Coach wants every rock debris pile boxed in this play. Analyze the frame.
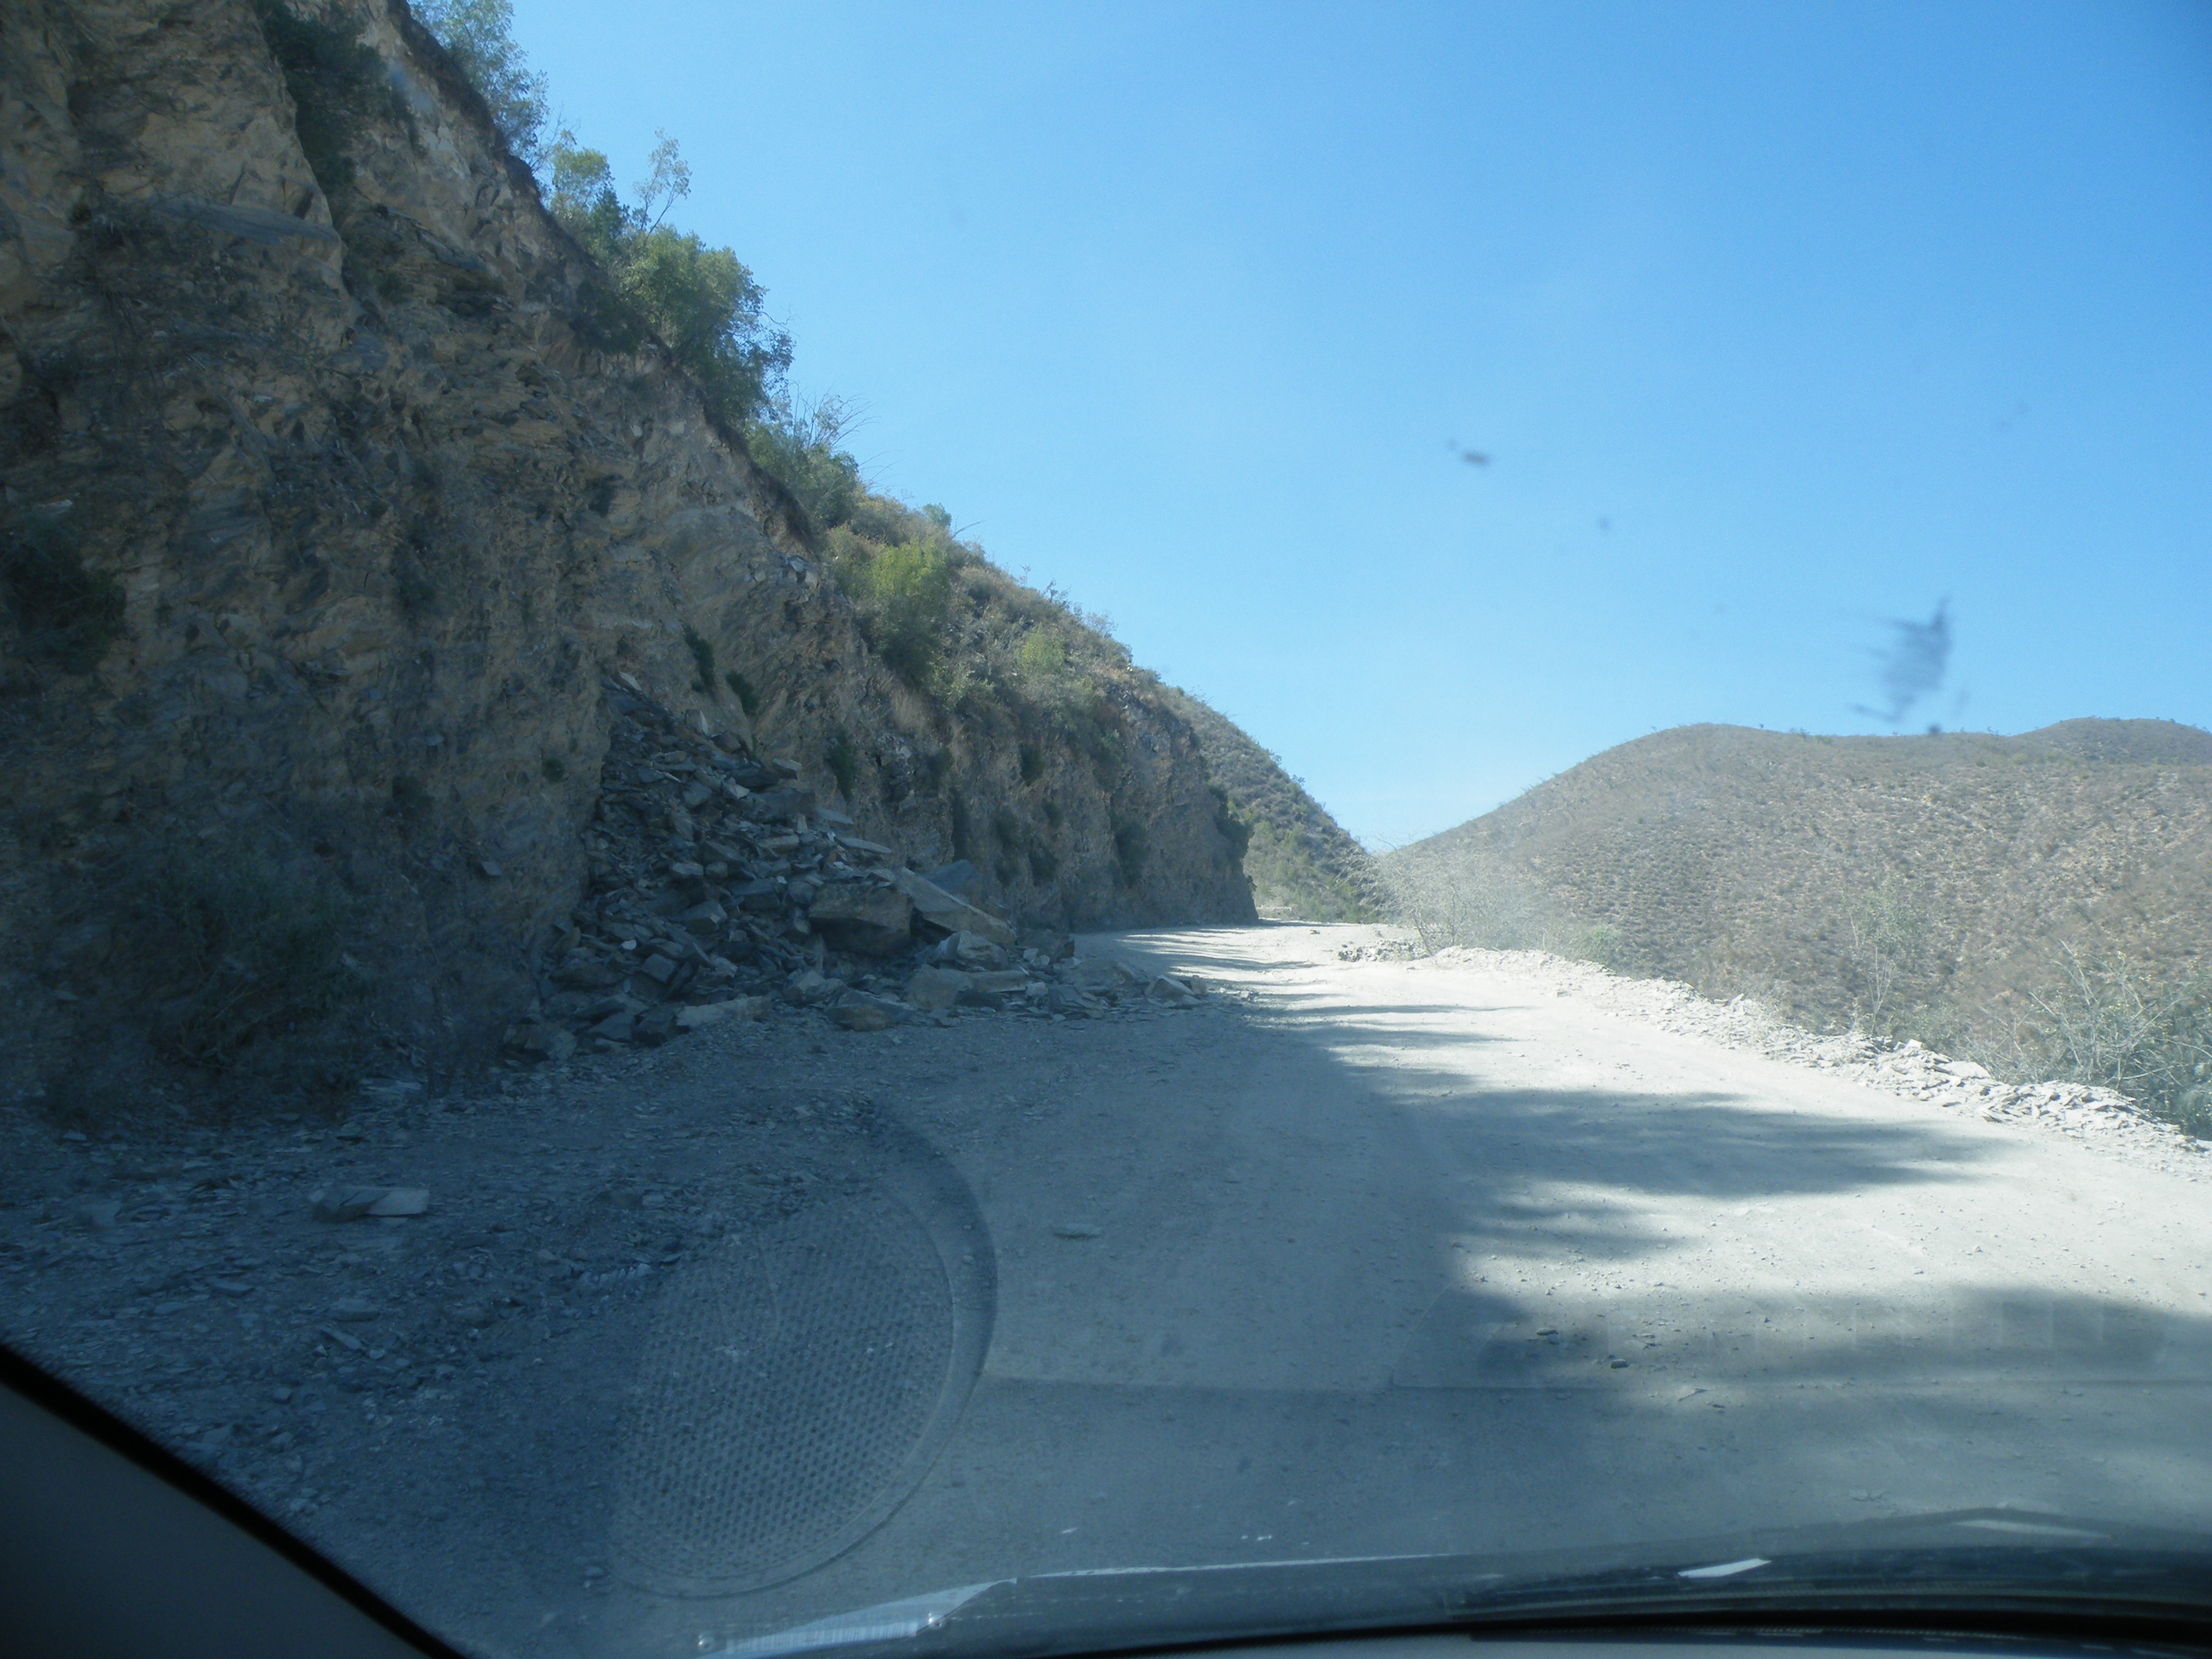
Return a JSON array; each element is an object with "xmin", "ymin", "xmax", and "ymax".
[
  {"xmin": 503, "ymin": 681, "xmax": 1213, "ymax": 1062},
  {"xmin": 1335, "ymin": 938, "xmax": 1416, "ymax": 962}
]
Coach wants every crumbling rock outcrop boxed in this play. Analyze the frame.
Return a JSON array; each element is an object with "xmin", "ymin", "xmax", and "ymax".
[
  {"xmin": 503, "ymin": 678, "xmax": 1217, "ymax": 1061},
  {"xmin": 0, "ymin": 0, "xmax": 1252, "ymax": 1103}
]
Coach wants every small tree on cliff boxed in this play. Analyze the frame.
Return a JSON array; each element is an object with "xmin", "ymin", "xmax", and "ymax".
[
  {"xmin": 413, "ymin": 0, "xmax": 550, "ymax": 165},
  {"xmin": 417, "ymin": 3, "xmax": 856, "ymax": 515},
  {"xmin": 546, "ymin": 128, "xmax": 793, "ymax": 426}
]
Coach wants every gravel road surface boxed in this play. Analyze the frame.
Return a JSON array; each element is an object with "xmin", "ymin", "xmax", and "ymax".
[{"xmin": 5, "ymin": 923, "xmax": 2207, "ymax": 1658}]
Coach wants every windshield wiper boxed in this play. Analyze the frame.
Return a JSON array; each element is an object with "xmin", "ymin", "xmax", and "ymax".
[
  {"xmin": 727, "ymin": 1586, "xmax": 1004, "ymax": 1659},
  {"xmin": 714, "ymin": 1510, "xmax": 2212, "ymax": 1659}
]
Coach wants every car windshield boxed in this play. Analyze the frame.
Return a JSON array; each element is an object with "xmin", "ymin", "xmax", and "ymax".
[{"xmin": 3, "ymin": 1, "xmax": 2208, "ymax": 1655}]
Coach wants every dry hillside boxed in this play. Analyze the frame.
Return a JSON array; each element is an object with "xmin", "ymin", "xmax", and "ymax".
[
  {"xmin": 1161, "ymin": 689, "xmax": 1381, "ymax": 922},
  {"xmin": 1387, "ymin": 720, "xmax": 2212, "ymax": 1055}
]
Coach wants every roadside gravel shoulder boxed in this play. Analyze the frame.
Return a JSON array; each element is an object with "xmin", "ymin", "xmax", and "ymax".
[
  {"xmin": 1369, "ymin": 938, "xmax": 2211, "ymax": 1181},
  {"xmin": 0, "ymin": 947, "xmax": 1252, "ymax": 1651}
]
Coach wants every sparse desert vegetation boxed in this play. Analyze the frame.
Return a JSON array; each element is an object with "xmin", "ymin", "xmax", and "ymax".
[
  {"xmin": 1379, "ymin": 719, "xmax": 2212, "ymax": 1133},
  {"xmin": 1160, "ymin": 691, "xmax": 1382, "ymax": 922}
]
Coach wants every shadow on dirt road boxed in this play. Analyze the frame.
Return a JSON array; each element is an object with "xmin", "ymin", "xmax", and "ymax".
[{"xmin": 5, "ymin": 923, "xmax": 2207, "ymax": 1658}]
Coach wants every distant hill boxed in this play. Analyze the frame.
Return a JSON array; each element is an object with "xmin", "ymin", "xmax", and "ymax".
[
  {"xmin": 1384, "ymin": 719, "xmax": 2212, "ymax": 1062},
  {"xmin": 1165, "ymin": 691, "xmax": 1382, "ymax": 922}
]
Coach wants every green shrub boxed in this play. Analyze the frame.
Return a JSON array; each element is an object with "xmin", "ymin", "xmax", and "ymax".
[
  {"xmin": 628, "ymin": 231, "xmax": 766, "ymax": 383},
  {"xmin": 683, "ymin": 625, "xmax": 718, "ymax": 697},
  {"xmin": 252, "ymin": 0, "xmax": 406, "ymax": 196},
  {"xmin": 826, "ymin": 729, "xmax": 859, "ymax": 799},
  {"xmin": 850, "ymin": 540, "xmax": 951, "ymax": 682},
  {"xmin": 1245, "ymin": 820, "xmax": 1374, "ymax": 923},
  {"xmin": 930, "ymin": 657, "xmax": 982, "ymax": 715},
  {"xmin": 1081, "ymin": 718, "xmax": 1125, "ymax": 790},
  {"xmin": 1113, "ymin": 819, "xmax": 1148, "ymax": 887},
  {"xmin": 992, "ymin": 805, "xmax": 1022, "ymax": 848},
  {"xmin": 1210, "ymin": 784, "xmax": 1252, "ymax": 863},
  {"xmin": 547, "ymin": 129, "xmax": 789, "ymax": 426},
  {"xmin": 411, "ymin": 0, "xmax": 548, "ymax": 165},
  {"xmin": 1572, "ymin": 922, "xmax": 1625, "ymax": 968},
  {"xmin": 1, "ymin": 509, "xmax": 126, "ymax": 673},
  {"xmin": 136, "ymin": 848, "xmax": 367, "ymax": 1067},
  {"xmin": 1843, "ymin": 873, "xmax": 1935, "ymax": 1033},
  {"xmin": 1027, "ymin": 843, "xmax": 1059, "ymax": 883},
  {"xmin": 1977, "ymin": 948, "xmax": 2212, "ymax": 1135},
  {"xmin": 1018, "ymin": 741, "xmax": 1045, "ymax": 784},
  {"xmin": 723, "ymin": 669, "xmax": 760, "ymax": 717},
  {"xmin": 1018, "ymin": 627, "xmax": 1067, "ymax": 680},
  {"xmin": 540, "ymin": 754, "xmax": 566, "ymax": 783},
  {"xmin": 746, "ymin": 394, "xmax": 862, "ymax": 531}
]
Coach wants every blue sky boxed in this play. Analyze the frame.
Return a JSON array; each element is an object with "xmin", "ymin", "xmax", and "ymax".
[{"xmin": 508, "ymin": 0, "xmax": 2212, "ymax": 846}]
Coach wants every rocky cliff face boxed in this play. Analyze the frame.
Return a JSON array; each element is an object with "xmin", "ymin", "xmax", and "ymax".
[{"xmin": 0, "ymin": 0, "xmax": 1252, "ymax": 1105}]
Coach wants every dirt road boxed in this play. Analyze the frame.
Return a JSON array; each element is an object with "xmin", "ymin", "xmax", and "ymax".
[
  {"xmin": 6, "ymin": 923, "xmax": 2208, "ymax": 1658},
  {"xmin": 697, "ymin": 924, "xmax": 2212, "ymax": 1650}
]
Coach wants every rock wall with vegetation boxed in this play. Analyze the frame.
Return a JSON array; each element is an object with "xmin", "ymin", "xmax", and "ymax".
[
  {"xmin": 1159, "ymin": 689, "xmax": 1379, "ymax": 922},
  {"xmin": 0, "ymin": 0, "xmax": 1252, "ymax": 1110}
]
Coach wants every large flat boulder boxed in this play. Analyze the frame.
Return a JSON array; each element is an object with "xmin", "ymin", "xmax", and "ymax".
[
  {"xmin": 921, "ymin": 859, "xmax": 985, "ymax": 903},
  {"xmin": 956, "ymin": 968, "xmax": 1033, "ymax": 1010},
  {"xmin": 830, "ymin": 992, "xmax": 911, "ymax": 1031},
  {"xmin": 808, "ymin": 882, "xmax": 914, "ymax": 956},
  {"xmin": 894, "ymin": 870, "xmax": 1016, "ymax": 948},
  {"xmin": 746, "ymin": 786, "xmax": 818, "ymax": 822},
  {"xmin": 1061, "ymin": 956, "xmax": 1140, "ymax": 995},
  {"xmin": 905, "ymin": 967, "xmax": 970, "ymax": 1012},
  {"xmin": 924, "ymin": 930, "xmax": 1008, "ymax": 970}
]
